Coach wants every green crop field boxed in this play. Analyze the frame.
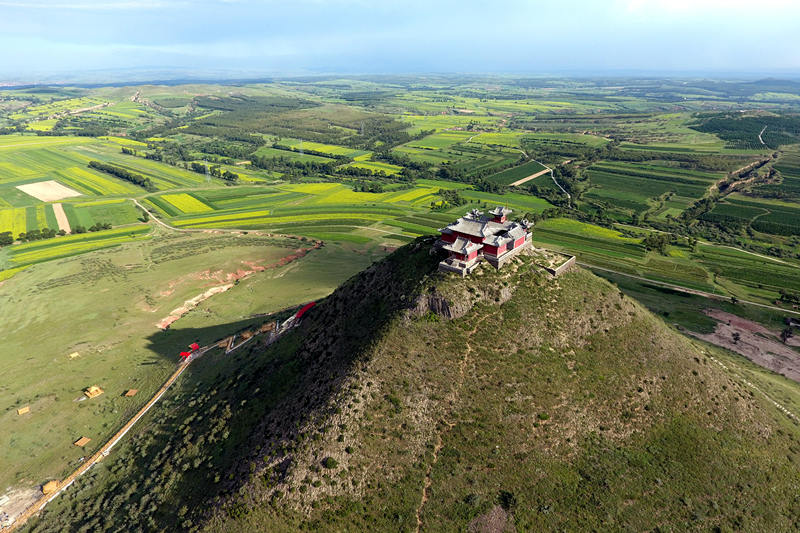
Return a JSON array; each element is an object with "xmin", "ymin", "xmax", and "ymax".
[
  {"xmin": 280, "ymin": 138, "xmax": 370, "ymax": 158},
  {"xmin": 62, "ymin": 199, "xmax": 143, "ymax": 229},
  {"xmin": 254, "ymin": 145, "xmax": 335, "ymax": 163},
  {"xmin": 485, "ymin": 160, "xmax": 548, "ymax": 185},
  {"xmin": 4, "ymin": 78, "xmax": 800, "ymax": 528},
  {"xmin": 5, "ymin": 225, "xmax": 151, "ymax": 267}
]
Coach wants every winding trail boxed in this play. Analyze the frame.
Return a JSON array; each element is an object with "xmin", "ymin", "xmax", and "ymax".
[
  {"xmin": 758, "ymin": 125, "xmax": 767, "ymax": 146},
  {"xmin": 7, "ymin": 319, "xmax": 291, "ymax": 532}
]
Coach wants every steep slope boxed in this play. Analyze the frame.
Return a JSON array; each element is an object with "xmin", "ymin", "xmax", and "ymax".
[
  {"xmin": 27, "ymin": 237, "xmax": 800, "ymax": 532},
  {"xmin": 204, "ymin": 238, "xmax": 800, "ymax": 532}
]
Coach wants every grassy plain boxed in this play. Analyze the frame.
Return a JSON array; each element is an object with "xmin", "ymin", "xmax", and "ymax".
[{"xmin": 0, "ymin": 230, "xmax": 384, "ymax": 494}]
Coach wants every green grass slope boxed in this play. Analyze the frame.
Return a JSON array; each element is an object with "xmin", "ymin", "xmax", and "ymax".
[{"xmin": 26, "ymin": 238, "xmax": 800, "ymax": 532}]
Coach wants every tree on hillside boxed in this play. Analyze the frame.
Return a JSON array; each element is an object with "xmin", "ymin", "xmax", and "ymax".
[{"xmin": 642, "ymin": 233, "xmax": 670, "ymax": 255}]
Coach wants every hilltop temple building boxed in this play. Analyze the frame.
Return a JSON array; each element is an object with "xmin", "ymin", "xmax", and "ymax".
[{"xmin": 435, "ymin": 206, "xmax": 532, "ymax": 276}]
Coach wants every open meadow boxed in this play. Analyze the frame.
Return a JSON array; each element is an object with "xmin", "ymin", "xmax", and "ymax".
[{"xmin": 0, "ymin": 228, "xmax": 386, "ymax": 493}]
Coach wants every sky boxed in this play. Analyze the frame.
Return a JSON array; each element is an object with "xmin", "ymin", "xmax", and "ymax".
[{"xmin": 1, "ymin": 0, "xmax": 799, "ymax": 81}]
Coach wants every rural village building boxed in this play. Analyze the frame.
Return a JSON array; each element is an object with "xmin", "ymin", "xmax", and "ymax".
[{"xmin": 435, "ymin": 206, "xmax": 532, "ymax": 275}]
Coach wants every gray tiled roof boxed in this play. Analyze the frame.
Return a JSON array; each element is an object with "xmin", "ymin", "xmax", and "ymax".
[
  {"xmin": 441, "ymin": 236, "xmax": 482, "ymax": 254},
  {"xmin": 489, "ymin": 206, "xmax": 512, "ymax": 217}
]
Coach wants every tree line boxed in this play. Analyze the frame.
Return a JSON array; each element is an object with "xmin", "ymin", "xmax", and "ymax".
[{"xmin": 88, "ymin": 160, "xmax": 156, "ymax": 191}]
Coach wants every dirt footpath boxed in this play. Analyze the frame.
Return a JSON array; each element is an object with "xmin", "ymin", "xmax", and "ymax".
[
  {"xmin": 689, "ymin": 309, "xmax": 800, "ymax": 382},
  {"xmin": 51, "ymin": 203, "xmax": 71, "ymax": 233},
  {"xmin": 510, "ymin": 168, "xmax": 549, "ymax": 187}
]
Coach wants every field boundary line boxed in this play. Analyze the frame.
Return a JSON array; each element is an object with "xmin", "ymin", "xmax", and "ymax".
[{"xmin": 579, "ymin": 262, "xmax": 800, "ymax": 317}]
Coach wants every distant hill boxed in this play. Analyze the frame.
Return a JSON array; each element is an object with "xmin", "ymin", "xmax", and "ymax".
[{"xmin": 29, "ymin": 237, "xmax": 800, "ymax": 532}]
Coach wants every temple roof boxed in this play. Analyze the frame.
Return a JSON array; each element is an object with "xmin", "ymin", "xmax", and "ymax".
[
  {"xmin": 441, "ymin": 236, "xmax": 482, "ymax": 255},
  {"xmin": 443, "ymin": 217, "xmax": 507, "ymax": 238},
  {"xmin": 489, "ymin": 206, "xmax": 512, "ymax": 217}
]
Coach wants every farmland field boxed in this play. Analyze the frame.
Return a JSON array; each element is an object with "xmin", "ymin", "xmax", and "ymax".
[
  {"xmin": 3, "ymin": 77, "xmax": 800, "ymax": 528},
  {"xmin": 485, "ymin": 160, "xmax": 548, "ymax": 185}
]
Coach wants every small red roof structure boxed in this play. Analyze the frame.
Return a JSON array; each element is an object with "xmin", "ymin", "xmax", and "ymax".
[
  {"xmin": 179, "ymin": 351, "xmax": 191, "ymax": 359},
  {"xmin": 189, "ymin": 342, "xmax": 200, "ymax": 351},
  {"xmin": 295, "ymin": 302, "xmax": 316, "ymax": 320}
]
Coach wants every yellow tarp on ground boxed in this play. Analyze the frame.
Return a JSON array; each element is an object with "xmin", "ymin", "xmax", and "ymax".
[{"xmin": 84, "ymin": 385, "xmax": 104, "ymax": 399}]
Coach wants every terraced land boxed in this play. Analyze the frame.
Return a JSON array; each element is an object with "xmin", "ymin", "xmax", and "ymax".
[{"xmin": 584, "ymin": 162, "xmax": 721, "ymax": 220}]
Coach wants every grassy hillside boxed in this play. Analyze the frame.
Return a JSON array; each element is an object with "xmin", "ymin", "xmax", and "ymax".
[{"xmin": 25, "ymin": 238, "xmax": 800, "ymax": 532}]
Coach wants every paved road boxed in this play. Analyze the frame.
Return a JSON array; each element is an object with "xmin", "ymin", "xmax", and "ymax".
[{"xmin": 580, "ymin": 262, "xmax": 800, "ymax": 317}]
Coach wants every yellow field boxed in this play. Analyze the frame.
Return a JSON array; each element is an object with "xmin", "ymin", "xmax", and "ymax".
[
  {"xmin": 26, "ymin": 119, "xmax": 58, "ymax": 132},
  {"xmin": 173, "ymin": 209, "xmax": 273, "ymax": 226},
  {"xmin": 11, "ymin": 234, "xmax": 149, "ymax": 264},
  {"xmin": 176, "ymin": 211, "xmax": 387, "ymax": 229},
  {"xmin": 160, "ymin": 193, "xmax": 213, "ymax": 214},
  {"xmin": 0, "ymin": 265, "xmax": 29, "ymax": 282},
  {"xmin": 35, "ymin": 205, "xmax": 48, "ymax": 228},
  {"xmin": 60, "ymin": 167, "xmax": 138, "ymax": 195},
  {"xmin": 98, "ymin": 136, "xmax": 148, "ymax": 147},
  {"xmin": 0, "ymin": 208, "xmax": 29, "ymax": 235},
  {"xmin": 387, "ymin": 187, "xmax": 438, "ymax": 203},
  {"xmin": 282, "ymin": 183, "xmax": 341, "ymax": 194}
]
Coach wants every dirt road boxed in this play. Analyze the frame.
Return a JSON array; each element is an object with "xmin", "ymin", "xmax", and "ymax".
[
  {"xmin": 509, "ymin": 168, "xmax": 550, "ymax": 187},
  {"xmin": 51, "ymin": 203, "xmax": 70, "ymax": 234}
]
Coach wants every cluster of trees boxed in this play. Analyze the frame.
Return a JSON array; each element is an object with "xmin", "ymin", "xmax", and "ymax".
[
  {"xmin": 431, "ymin": 188, "xmax": 466, "ymax": 210},
  {"xmin": 189, "ymin": 162, "xmax": 239, "ymax": 182},
  {"xmin": 251, "ymin": 154, "xmax": 338, "ymax": 176},
  {"xmin": 351, "ymin": 180, "xmax": 386, "ymax": 193},
  {"xmin": 336, "ymin": 165, "xmax": 391, "ymax": 178},
  {"xmin": 641, "ymin": 232, "xmax": 678, "ymax": 255},
  {"xmin": 16, "ymin": 227, "xmax": 65, "ymax": 242},
  {"xmin": 72, "ymin": 222, "xmax": 112, "ymax": 233},
  {"xmin": 779, "ymin": 289, "xmax": 800, "ymax": 306},
  {"xmin": 88, "ymin": 160, "xmax": 156, "ymax": 191},
  {"xmin": 0, "ymin": 224, "xmax": 114, "ymax": 246},
  {"xmin": 0, "ymin": 231, "xmax": 14, "ymax": 246}
]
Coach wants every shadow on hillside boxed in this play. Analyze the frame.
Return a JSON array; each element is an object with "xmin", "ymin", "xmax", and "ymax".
[{"xmin": 125, "ymin": 237, "xmax": 441, "ymax": 528}]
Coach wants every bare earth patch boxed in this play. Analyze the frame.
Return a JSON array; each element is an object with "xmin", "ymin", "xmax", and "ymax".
[
  {"xmin": 155, "ymin": 243, "xmax": 321, "ymax": 329},
  {"xmin": 0, "ymin": 487, "xmax": 41, "ymax": 527},
  {"xmin": 16, "ymin": 180, "xmax": 81, "ymax": 202},
  {"xmin": 468, "ymin": 505, "xmax": 515, "ymax": 533},
  {"xmin": 510, "ymin": 168, "xmax": 549, "ymax": 187},
  {"xmin": 51, "ymin": 203, "xmax": 71, "ymax": 233},
  {"xmin": 689, "ymin": 309, "xmax": 800, "ymax": 382}
]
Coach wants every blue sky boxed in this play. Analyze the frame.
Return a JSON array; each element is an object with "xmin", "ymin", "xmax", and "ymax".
[{"xmin": 1, "ymin": 0, "xmax": 799, "ymax": 79}]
